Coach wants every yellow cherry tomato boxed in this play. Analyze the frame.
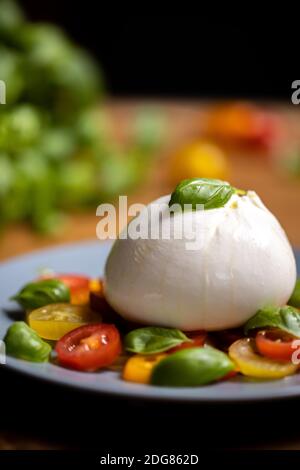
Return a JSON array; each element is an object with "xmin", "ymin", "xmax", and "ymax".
[
  {"xmin": 170, "ymin": 140, "xmax": 229, "ymax": 183},
  {"xmin": 28, "ymin": 303, "xmax": 101, "ymax": 340},
  {"xmin": 123, "ymin": 354, "xmax": 167, "ymax": 384},
  {"xmin": 229, "ymin": 338, "xmax": 297, "ymax": 379}
]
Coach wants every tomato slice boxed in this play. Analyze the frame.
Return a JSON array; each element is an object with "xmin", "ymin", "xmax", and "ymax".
[
  {"xmin": 41, "ymin": 273, "xmax": 91, "ymax": 305},
  {"xmin": 55, "ymin": 324, "xmax": 121, "ymax": 371},
  {"xmin": 28, "ymin": 303, "xmax": 101, "ymax": 340},
  {"xmin": 256, "ymin": 329, "xmax": 296, "ymax": 362},
  {"xmin": 229, "ymin": 338, "xmax": 297, "ymax": 379},
  {"xmin": 168, "ymin": 331, "xmax": 207, "ymax": 353}
]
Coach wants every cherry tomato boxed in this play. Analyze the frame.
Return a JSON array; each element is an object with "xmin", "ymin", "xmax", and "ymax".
[
  {"xmin": 123, "ymin": 354, "xmax": 167, "ymax": 384},
  {"xmin": 170, "ymin": 140, "xmax": 229, "ymax": 183},
  {"xmin": 256, "ymin": 329, "xmax": 297, "ymax": 362},
  {"xmin": 40, "ymin": 273, "xmax": 91, "ymax": 305},
  {"xmin": 205, "ymin": 102, "xmax": 281, "ymax": 150},
  {"xmin": 55, "ymin": 324, "xmax": 121, "ymax": 372},
  {"xmin": 229, "ymin": 338, "xmax": 297, "ymax": 379},
  {"xmin": 218, "ymin": 370, "xmax": 238, "ymax": 381},
  {"xmin": 168, "ymin": 331, "xmax": 207, "ymax": 353},
  {"xmin": 28, "ymin": 303, "xmax": 100, "ymax": 340},
  {"xmin": 53, "ymin": 274, "xmax": 90, "ymax": 291}
]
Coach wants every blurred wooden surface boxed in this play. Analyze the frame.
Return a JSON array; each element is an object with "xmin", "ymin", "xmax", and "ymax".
[
  {"xmin": 1, "ymin": 100, "xmax": 300, "ymax": 451},
  {"xmin": 1, "ymin": 100, "xmax": 300, "ymax": 261}
]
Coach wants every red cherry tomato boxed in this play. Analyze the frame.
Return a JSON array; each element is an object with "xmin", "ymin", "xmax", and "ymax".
[
  {"xmin": 255, "ymin": 329, "xmax": 296, "ymax": 362},
  {"xmin": 205, "ymin": 103, "xmax": 282, "ymax": 151},
  {"xmin": 51, "ymin": 274, "xmax": 90, "ymax": 294},
  {"xmin": 169, "ymin": 331, "xmax": 207, "ymax": 353},
  {"xmin": 41, "ymin": 274, "xmax": 90, "ymax": 305},
  {"xmin": 55, "ymin": 324, "xmax": 121, "ymax": 371},
  {"xmin": 218, "ymin": 370, "xmax": 238, "ymax": 381}
]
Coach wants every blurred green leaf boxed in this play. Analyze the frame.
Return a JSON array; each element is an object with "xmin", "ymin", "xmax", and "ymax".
[
  {"xmin": 132, "ymin": 106, "xmax": 166, "ymax": 153},
  {"xmin": 96, "ymin": 148, "xmax": 147, "ymax": 198},
  {"xmin": 1, "ymin": 167, "xmax": 30, "ymax": 222},
  {"xmin": 0, "ymin": 3, "xmax": 164, "ymax": 235},
  {"xmin": 0, "ymin": 47, "xmax": 24, "ymax": 104},
  {"xmin": 0, "ymin": 0, "xmax": 25, "ymax": 46},
  {"xmin": 0, "ymin": 152, "xmax": 14, "ymax": 195},
  {"xmin": 285, "ymin": 151, "xmax": 300, "ymax": 176},
  {"xmin": 51, "ymin": 48, "xmax": 103, "ymax": 113},
  {"xmin": 58, "ymin": 159, "xmax": 96, "ymax": 207},
  {"xmin": 39, "ymin": 127, "xmax": 76, "ymax": 162},
  {"xmin": 0, "ymin": 105, "xmax": 42, "ymax": 151},
  {"xmin": 20, "ymin": 24, "xmax": 103, "ymax": 117},
  {"xmin": 20, "ymin": 23, "xmax": 72, "ymax": 68},
  {"xmin": 75, "ymin": 108, "xmax": 109, "ymax": 147}
]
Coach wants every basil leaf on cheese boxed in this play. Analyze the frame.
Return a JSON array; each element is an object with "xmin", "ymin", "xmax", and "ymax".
[{"xmin": 168, "ymin": 178, "xmax": 235, "ymax": 211}]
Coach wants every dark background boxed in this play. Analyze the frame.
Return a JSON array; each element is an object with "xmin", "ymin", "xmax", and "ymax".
[{"xmin": 19, "ymin": 3, "xmax": 294, "ymax": 101}]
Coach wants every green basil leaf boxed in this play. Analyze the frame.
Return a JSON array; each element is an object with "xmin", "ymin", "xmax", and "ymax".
[
  {"xmin": 244, "ymin": 305, "xmax": 300, "ymax": 338},
  {"xmin": 124, "ymin": 327, "xmax": 191, "ymax": 354},
  {"xmin": 288, "ymin": 279, "xmax": 300, "ymax": 308},
  {"xmin": 11, "ymin": 279, "xmax": 70, "ymax": 310},
  {"xmin": 4, "ymin": 321, "xmax": 51, "ymax": 362},
  {"xmin": 151, "ymin": 346, "xmax": 234, "ymax": 386},
  {"xmin": 168, "ymin": 178, "xmax": 235, "ymax": 211}
]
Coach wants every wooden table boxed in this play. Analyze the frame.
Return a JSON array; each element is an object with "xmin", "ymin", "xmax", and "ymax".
[
  {"xmin": 1, "ymin": 100, "xmax": 300, "ymax": 262},
  {"xmin": 1, "ymin": 100, "xmax": 300, "ymax": 451}
]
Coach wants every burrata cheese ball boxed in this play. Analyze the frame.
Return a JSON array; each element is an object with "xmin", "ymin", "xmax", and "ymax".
[{"xmin": 104, "ymin": 189, "xmax": 296, "ymax": 331}]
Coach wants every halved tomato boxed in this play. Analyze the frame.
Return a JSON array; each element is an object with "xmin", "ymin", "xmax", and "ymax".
[
  {"xmin": 28, "ymin": 303, "xmax": 100, "ymax": 340},
  {"xmin": 229, "ymin": 338, "xmax": 297, "ymax": 379},
  {"xmin": 55, "ymin": 324, "xmax": 121, "ymax": 371},
  {"xmin": 256, "ymin": 329, "xmax": 297, "ymax": 362}
]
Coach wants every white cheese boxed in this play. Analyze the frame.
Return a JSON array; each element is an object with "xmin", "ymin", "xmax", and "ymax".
[{"xmin": 104, "ymin": 192, "xmax": 296, "ymax": 331}]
